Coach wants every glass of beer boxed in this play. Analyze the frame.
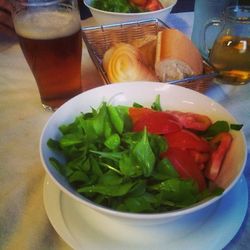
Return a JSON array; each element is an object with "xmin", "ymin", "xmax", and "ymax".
[
  {"xmin": 12, "ymin": 0, "xmax": 83, "ymax": 110},
  {"xmin": 204, "ymin": 5, "xmax": 250, "ymax": 85}
]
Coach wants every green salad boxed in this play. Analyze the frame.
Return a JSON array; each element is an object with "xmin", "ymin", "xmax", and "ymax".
[
  {"xmin": 47, "ymin": 96, "xmax": 241, "ymax": 213},
  {"xmin": 91, "ymin": 0, "xmax": 142, "ymax": 13}
]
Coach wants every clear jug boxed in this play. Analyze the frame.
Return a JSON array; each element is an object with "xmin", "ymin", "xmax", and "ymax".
[
  {"xmin": 206, "ymin": 5, "xmax": 250, "ymax": 85},
  {"xmin": 191, "ymin": 0, "xmax": 238, "ymax": 59}
]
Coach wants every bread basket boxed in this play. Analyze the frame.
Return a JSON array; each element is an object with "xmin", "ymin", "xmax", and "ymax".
[{"xmin": 81, "ymin": 19, "xmax": 215, "ymax": 93}]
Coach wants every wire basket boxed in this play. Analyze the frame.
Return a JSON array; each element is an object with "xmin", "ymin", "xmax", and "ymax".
[{"xmin": 81, "ymin": 19, "xmax": 214, "ymax": 93}]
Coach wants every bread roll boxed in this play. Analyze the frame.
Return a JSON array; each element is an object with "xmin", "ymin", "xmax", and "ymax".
[
  {"xmin": 131, "ymin": 34, "xmax": 157, "ymax": 69},
  {"xmin": 155, "ymin": 29, "xmax": 203, "ymax": 81},
  {"xmin": 103, "ymin": 42, "xmax": 158, "ymax": 83}
]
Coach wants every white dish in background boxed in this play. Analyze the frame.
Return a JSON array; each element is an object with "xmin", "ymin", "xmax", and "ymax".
[
  {"xmin": 43, "ymin": 174, "xmax": 248, "ymax": 250},
  {"xmin": 83, "ymin": 0, "xmax": 177, "ymax": 25}
]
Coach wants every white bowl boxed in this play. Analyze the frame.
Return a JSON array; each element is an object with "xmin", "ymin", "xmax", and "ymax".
[
  {"xmin": 40, "ymin": 82, "xmax": 247, "ymax": 225},
  {"xmin": 83, "ymin": 0, "xmax": 177, "ymax": 24}
]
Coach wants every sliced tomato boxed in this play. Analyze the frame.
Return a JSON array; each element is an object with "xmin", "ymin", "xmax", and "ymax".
[
  {"xmin": 189, "ymin": 150, "xmax": 210, "ymax": 164},
  {"xmin": 129, "ymin": 108, "xmax": 181, "ymax": 134},
  {"xmin": 164, "ymin": 129, "xmax": 211, "ymax": 152},
  {"xmin": 162, "ymin": 148, "xmax": 207, "ymax": 191},
  {"xmin": 205, "ymin": 132, "xmax": 233, "ymax": 181},
  {"xmin": 129, "ymin": 107, "xmax": 154, "ymax": 124},
  {"xmin": 129, "ymin": 0, "xmax": 147, "ymax": 7},
  {"xmin": 166, "ymin": 111, "xmax": 212, "ymax": 131},
  {"xmin": 144, "ymin": 0, "xmax": 164, "ymax": 11},
  {"xmin": 189, "ymin": 150, "xmax": 210, "ymax": 170}
]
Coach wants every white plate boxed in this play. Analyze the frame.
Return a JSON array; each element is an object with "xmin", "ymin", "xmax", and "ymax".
[{"xmin": 43, "ymin": 174, "xmax": 248, "ymax": 250}]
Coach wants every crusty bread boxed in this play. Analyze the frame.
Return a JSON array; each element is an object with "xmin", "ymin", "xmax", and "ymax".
[
  {"xmin": 155, "ymin": 29, "xmax": 203, "ymax": 81},
  {"xmin": 130, "ymin": 34, "xmax": 157, "ymax": 69},
  {"xmin": 103, "ymin": 45, "xmax": 115, "ymax": 73},
  {"xmin": 102, "ymin": 29, "xmax": 203, "ymax": 83},
  {"xmin": 103, "ymin": 42, "xmax": 158, "ymax": 83},
  {"xmin": 130, "ymin": 34, "xmax": 156, "ymax": 48}
]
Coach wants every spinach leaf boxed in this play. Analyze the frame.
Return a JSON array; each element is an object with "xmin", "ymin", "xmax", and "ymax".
[
  {"xmin": 119, "ymin": 152, "xmax": 142, "ymax": 177},
  {"xmin": 202, "ymin": 120, "xmax": 229, "ymax": 139},
  {"xmin": 47, "ymin": 138, "xmax": 60, "ymax": 151},
  {"xmin": 153, "ymin": 158, "xmax": 179, "ymax": 181},
  {"xmin": 133, "ymin": 102, "xmax": 143, "ymax": 108},
  {"xmin": 98, "ymin": 170, "xmax": 123, "ymax": 186},
  {"xmin": 68, "ymin": 171, "xmax": 89, "ymax": 184},
  {"xmin": 152, "ymin": 178, "xmax": 199, "ymax": 207},
  {"xmin": 151, "ymin": 94, "xmax": 162, "ymax": 111},
  {"xmin": 104, "ymin": 133, "xmax": 121, "ymax": 150},
  {"xmin": 120, "ymin": 193, "xmax": 156, "ymax": 213},
  {"xmin": 77, "ymin": 181, "xmax": 135, "ymax": 197},
  {"xmin": 202, "ymin": 120, "xmax": 243, "ymax": 139},
  {"xmin": 107, "ymin": 105, "xmax": 124, "ymax": 134},
  {"xmin": 81, "ymin": 102, "xmax": 108, "ymax": 141},
  {"xmin": 131, "ymin": 128, "xmax": 155, "ymax": 177},
  {"xmin": 230, "ymin": 123, "xmax": 243, "ymax": 131}
]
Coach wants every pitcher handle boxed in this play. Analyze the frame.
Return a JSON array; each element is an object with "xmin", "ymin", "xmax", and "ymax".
[{"xmin": 202, "ymin": 19, "xmax": 222, "ymax": 57}]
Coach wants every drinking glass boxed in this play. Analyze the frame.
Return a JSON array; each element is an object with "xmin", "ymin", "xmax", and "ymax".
[
  {"xmin": 12, "ymin": 0, "xmax": 83, "ymax": 111},
  {"xmin": 205, "ymin": 5, "xmax": 250, "ymax": 85}
]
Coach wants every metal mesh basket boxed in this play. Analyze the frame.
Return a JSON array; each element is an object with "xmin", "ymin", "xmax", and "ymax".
[{"xmin": 81, "ymin": 18, "xmax": 214, "ymax": 93}]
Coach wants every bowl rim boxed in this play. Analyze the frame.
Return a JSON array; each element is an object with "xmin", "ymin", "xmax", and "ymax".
[
  {"xmin": 40, "ymin": 82, "xmax": 247, "ymax": 220},
  {"xmin": 83, "ymin": 0, "xmax": 177, "ymax": 16}
]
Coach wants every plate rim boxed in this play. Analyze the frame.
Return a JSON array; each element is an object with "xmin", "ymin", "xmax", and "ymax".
[{"xmin": 43, "ymin": 174, "xmax": 248, "ymax": 250}]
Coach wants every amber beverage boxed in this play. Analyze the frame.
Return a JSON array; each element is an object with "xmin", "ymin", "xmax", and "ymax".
[
  {"xmin": 12, "ymin": 1, "xmax": 82, "ymax": 110},
  {"xmin": 209, "ymin": 35, "xmax": 250, "ymax": 84},
  {"xmin": 204, "ymin": 5, "xmax": 250, "ymax": 85}
]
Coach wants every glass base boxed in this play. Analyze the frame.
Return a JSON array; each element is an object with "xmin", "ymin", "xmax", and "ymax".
[
  {"xmin": 214, "ymin": 77, "xmax": 250, "ymax": 85},
  {"xmin": 42, "ymin": 103, "xmax": 58, "ymax": 112}
]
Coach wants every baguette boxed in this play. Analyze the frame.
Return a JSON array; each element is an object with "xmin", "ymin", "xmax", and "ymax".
[
  {"xmin": 103, "ymin": 42, "xmax": 158, "ymax": 83},
  {"xmin": 130, "ymin": 34, "xmax": 157, "ymax": 68},
  {"xmin": 155, "ymin": 29, "xmax": 203, "ymax": 81}
]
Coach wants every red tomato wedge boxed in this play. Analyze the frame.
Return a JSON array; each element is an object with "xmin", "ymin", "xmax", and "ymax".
[
  {"xmin": 129, "ymin": 107, "xmax": 181, "ymax": 134},
  {"xmin": 144, "ymin": 0, "xmax": 164, "ymax": 11},
  {"xmin": 189, "ymin": 150, "xmax": 210, "ymax": 164},
  {"xmin": 129, "ymin": 107, "xmax": 154, "ymax": 124},
  {"xmin": 189, "ymin": 150, "xmax": 210, "ymax": 170},
  {"xmin": 162, "ymin": 148, "xmax": 207, "ymax": 191},
  {"xmin": 205, "ymin": 132, "xmax": 233, "ymax": 181},
  {"xmin": 129, "ymin": 0, "xmax": 147, "ymax": 7},
  {"xmin": 166, "ymin": 111, "xmax": 212, "ymax": 131},
  {"xmin": 164, "ymin": 129, "xmax": 211, "ymax": 152}
]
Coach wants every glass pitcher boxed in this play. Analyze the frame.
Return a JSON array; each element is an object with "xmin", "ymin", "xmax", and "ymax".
[
  {"xmin": 206, "ymin": 5, "xmax": 250, "ymax": 85},
  {"xmin": 191, "ymin": 0, "xmax": 238, "ymax": 59}
]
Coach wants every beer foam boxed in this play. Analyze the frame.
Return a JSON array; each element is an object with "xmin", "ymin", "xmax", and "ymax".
[{"xmin": 14, "ymin": 10, "xmax": 80, "ymax": 39}]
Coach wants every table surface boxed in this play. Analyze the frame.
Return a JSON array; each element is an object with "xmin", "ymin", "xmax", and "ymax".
[{"xmin": 0, "ymin": 12, "xmax": 249, "ymax": 250}]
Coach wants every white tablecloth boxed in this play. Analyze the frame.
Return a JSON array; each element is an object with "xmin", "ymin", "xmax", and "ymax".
[{"xmin": 0, "ymin": 12, "xmax": 249, "ymax": 250}]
